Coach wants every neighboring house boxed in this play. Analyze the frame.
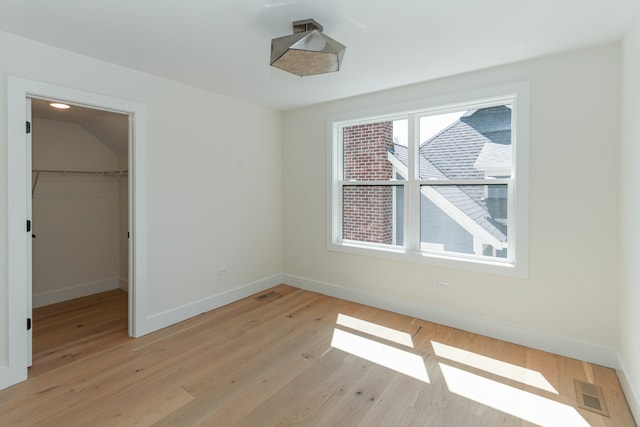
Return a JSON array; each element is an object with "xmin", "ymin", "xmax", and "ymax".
[{"xmin": 388, "ymin": 106, "xmax": 511, "ymax": 258}]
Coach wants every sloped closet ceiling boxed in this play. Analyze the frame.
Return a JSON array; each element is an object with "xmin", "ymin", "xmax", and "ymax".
[{"xmin": 31, "ymin": 99, "xmax": 128, "ymax": 155}]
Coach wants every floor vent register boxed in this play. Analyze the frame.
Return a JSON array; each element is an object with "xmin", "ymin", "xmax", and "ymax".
[
  {"xmin": 254, "ymin": 291, "xmax": 280, "ymax": 302},
  {"xmin": 574, "ymin": 379, "xmax": 609, "ymax": 417}
]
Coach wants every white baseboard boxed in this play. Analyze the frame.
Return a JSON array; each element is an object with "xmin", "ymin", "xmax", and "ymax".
[
  {"xmin": 33, "ymin": 277, "xmax": 119, "ymax": 308},
  {"xmin": 617, "ymin": 355, "xmax": 640, "ymax": 425},
  {"xmin": 118, "ymin": 277, "xmax": 129, "ymax": 292},
  {"xmin": 0, "ymin": 365, "xmax": 27, "ymax": 392},
  {"xmin": 282, "ymin": 273, "xmax": 617, "ymax": 368},
  {"xmin": 141, "ymin": 274, "xmax": 283, "ymax": 335}
]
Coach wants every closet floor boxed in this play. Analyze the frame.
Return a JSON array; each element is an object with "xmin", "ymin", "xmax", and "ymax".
[{"xmin": 30, "ymin": 289, "xmax": 130, "ymax": 378}]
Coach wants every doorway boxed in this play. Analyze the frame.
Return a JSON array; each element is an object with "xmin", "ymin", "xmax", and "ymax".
[
  {"xmin": 4, "ymin": 76, "xmax": 148, "ymax": 389},
  {"xmin": 29, "ymin": 98, "xmax": 130, "ymax": 368}
]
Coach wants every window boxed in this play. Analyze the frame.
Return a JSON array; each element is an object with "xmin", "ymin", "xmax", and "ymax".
[{"xmin": 329, "ymin": 86, "xmax": 529, "ymax": 276}]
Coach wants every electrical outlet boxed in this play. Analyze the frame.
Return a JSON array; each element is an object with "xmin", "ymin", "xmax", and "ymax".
[{"xmin": 437, "ymin": 280, "xmax": 450, "ymax": 289}]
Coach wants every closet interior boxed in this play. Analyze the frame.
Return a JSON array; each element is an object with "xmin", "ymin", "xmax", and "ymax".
[{"xmin": 31, "ymin": 99, "xmax": 130, "ymax": 310}]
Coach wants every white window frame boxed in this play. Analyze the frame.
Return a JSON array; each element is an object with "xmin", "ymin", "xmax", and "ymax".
[{"xmin": 327, "ymin": 84, "xmax": 529, "ymax": 278}]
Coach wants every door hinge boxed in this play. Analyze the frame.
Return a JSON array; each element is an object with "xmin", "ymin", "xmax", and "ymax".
[
  {"xmin": 27, "ymin": 219, "xmax": 31, "ymax": 232},
  {"xmin": 26, "ymin": 121, "xmax": 31, "ymax": 134},
  {"xmin": 27, "ymin": 318, "xmax": 32, "ymax": 331}
]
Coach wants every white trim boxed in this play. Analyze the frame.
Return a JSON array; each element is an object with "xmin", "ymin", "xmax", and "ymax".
[
  {"xmin": 389, "ymin": 155, "xmax": 406, "ymax": 246},
  {"xmin": 33, "ymin": 278, "xmax": 120, "ymax": 308},
  {"xmin": 406, "ymin": 114, "xmax": 420, "ymax": 251},
  {"xmin": 329, "ymin": 240, "xmax": 523, "ymax": 277},
  {"xmin": 327, "ymin": 83, "xmax": 529, "ymax": 278},
  {"xmin": 419, "ymin": 178, "xmax": 510, "ymax": 185},
  {"xmin": 327, "ymin": 92, "xmax": 518, "ymax": 130},
  {"xmin": 141, "ymin": 274, "xmax": 283, "ymax": 334},
  {"xmin": 25, "ymin": 97, "xmax": 33, "ymax": 367},
  {"xmin": 617, "ymin": 355, "xmax": 640, "ymax": 425},
  {"xmin": 4, "ymin": 76, "xmax": 148, "ymax": 390},
  {"xmin": 6, "ymin": 80, "xmax": 30, "ymax": 387},
  {"xmin": 119, "ymin": 277, "xmax": 129, "ymax": 292},
  {"xmin": 391, "ymin": 182, "xmax": 399, "ymax": 246},
  {"xmin": 327, "ymin": 122, "xmax": 341, "ymax": 246},
  {"xmin": 282, "ymin": 273, "xmax": 617, "ymax": 368}
]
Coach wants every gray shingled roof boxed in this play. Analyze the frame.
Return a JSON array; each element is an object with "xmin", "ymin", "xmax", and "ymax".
[
  {"xmin": 421, "ymin": 106, "xmax": 511, "ymax": 177},
  {"xmin": 389, "ymin": 106, "xmax": 511, "ymax": 242}
]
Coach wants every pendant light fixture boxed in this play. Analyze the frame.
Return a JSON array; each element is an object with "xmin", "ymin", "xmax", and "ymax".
[{"xmin": 270, "ymin": 19, "xmax": 346, "ymax": 77}]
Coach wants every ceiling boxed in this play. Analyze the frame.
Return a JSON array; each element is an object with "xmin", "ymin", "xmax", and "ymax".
[
  {"xmin": 31, "ymin": 99, "xmax": 129, "ymax": 156},
  {"xmin": 2, "ymin": 0, "xmax": 640, "ymax": 110}
]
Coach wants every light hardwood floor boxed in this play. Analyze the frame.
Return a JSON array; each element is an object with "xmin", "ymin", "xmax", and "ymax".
[{"xmin": 0, "ymin": 285, "xmax": 635, "ymax": 426}]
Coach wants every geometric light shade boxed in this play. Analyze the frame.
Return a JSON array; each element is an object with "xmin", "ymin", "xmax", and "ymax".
[{"xmin": 270, "ymin": 19, "xmax": 346, "ymax": 77}]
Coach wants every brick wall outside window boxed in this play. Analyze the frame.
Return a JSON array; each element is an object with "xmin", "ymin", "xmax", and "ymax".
[{"xmin": 342, "ymin": 122, "xmax": 394, "ymax": 244}]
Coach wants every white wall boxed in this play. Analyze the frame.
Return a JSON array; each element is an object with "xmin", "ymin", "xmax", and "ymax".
[
  {"xmin": 118, "ymin": 154, "xmax": 129, "ymax": 291},
  {"xmin": 32, "ymin": 119, "xmax": 120, "ymax": 305},
  {"xmin": 283, "ymin": 44, "xmax": 621, "ymax": 365},
  {"xmin": 0, "ymin": 31, "xmax": 283, "ymax": 371},
  {"xmin": 620, "ymin": 12, "xmax": 640, "ymax": 421}
]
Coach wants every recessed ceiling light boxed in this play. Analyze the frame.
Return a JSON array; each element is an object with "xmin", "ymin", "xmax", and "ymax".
[{"xmin": 49, "ymin": 102, "xmax": 71, "ymax": 110}]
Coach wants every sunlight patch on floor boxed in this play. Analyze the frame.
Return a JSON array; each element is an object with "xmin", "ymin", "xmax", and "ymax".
[
  {"xmin": 440, "ymin": 363, "xmax": 589, "ymax": 426},
  {"xmin": 336, "ymin": 314, "xmax": 414, "ymax": 348},
  {"xmin": 331, "ymin": 328, "xmax": 429, "ymax": 383},
  {"xmin": 432, "ymin": 341, "xmax": 557, "ymax": 394}
]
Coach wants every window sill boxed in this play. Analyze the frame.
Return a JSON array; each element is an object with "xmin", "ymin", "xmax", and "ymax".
[{"xmin": 327, "ymin": 241, "xmax": 527, "ymax": 279}]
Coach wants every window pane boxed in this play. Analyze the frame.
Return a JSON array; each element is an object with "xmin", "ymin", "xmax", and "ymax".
[
  {"xmin": 343, "ymin": 185, "xmax": 403, "ymax": 247},
  {"xmin": 420, "ymin": 184, "xmax": 508, "ymax": 259},
  {"xmin": 343, "ymin": 121, "xmax": 406, "ymax": 181},
  {"xmin": 418, "ymin": 105, "xmax": 512, "ymax": 180}
]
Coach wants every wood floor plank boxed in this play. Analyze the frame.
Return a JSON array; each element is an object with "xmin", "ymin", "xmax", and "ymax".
[
  {"xmin": 230, "ymin": 349, "xmax": 358, "ymax": 427},
  {"xmin": 191, "ymin": 336, "xmax": 337, "ymax": 426},
  {"xmin": 0, "ymin": 285, "xmax": 635, "ymax": 426},
  {"xmin": 307, "ymin": 361, "xmax": 398, "ymax": 427},
  {"xmin": 155, "ymin": 294, "xmax": 343, "ymax": 425},
  {"xmin": 354, "ymin": 368, "xmax": 428, "ymax": 427}
]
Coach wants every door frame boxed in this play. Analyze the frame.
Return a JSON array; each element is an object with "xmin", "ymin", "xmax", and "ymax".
[{"xmin": 4, "ymin": 76, "xmax": 149, "ymax": 388}]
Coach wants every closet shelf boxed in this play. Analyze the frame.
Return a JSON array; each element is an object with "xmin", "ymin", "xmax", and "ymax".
[
  {"xmin": 32, "ymin": 169, "xmax": 128, "ymax": 176},
  {"xmin": 32, "ymin": 169, "xmax": 128, "ymax": 195}
]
